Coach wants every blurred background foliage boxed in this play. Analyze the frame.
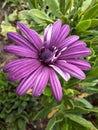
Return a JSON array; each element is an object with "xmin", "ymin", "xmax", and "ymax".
[{"xmin": 0, "ymin": 0, "xmax": 98, "ymax": 130}]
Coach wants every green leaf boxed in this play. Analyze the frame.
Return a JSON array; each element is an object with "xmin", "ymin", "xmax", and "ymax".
[
  {"xmin": 17, "ymin": 119, "xmax": 26, "ymax": 130},
  {"xmin": 76, "ymin": 18, "xmax": 98, "ymax": 32},
  {"xmin": 4, "ymin": 12, "xmax": 9, "ymax": 25},
  {"xmin": 93, "ymin": 46, "xmax": 98, "ymax": 55},
  {"xmin": 65, "ymin": 114, "xmax": 97, "ymax": 130},
  {"xmin": 94, "ymin": 57, "xmax": 98, "ymax": 67},
  {"xmin": 0, "ymin": 111, "xmax": 6, "ymax": 118},
  {"xmin": 65, "ymin": 106, "xmax": 98, "ymax": 115},
  {"xmin": 45, "ymin": 117, "xmax": 63, "ymax": 130},
  {"xmin": 6, "ymin": 114, "xmax": 16, "ymax": 123},
  {"xmin": 1, "ymin": 21, "xmax": 16, "ymax": 37},
  {"xmin": 59, "ymin": 0, "xmax": 66, "ymax": 14},
  {"xmin": 78, "ymin": 98, "xmax": 93, "ymax": 109},
  {"xmin": 45, "ymin": 0, "xmax": 62, "ymax": 17},
  {"xmin": 68, "ymin": 119, "xmax": 91, "ymax": 130},
  {"xmin": 45, "ymin": 117, "xmax": 56, "ymax": 130},
  {"xmin": 80, "ymin": 81, "xmax": 97, "ymax": 88},
  {"xmin": 43, "ymin": 86, "xmax": 52, "ymax": 96},
  {"xmin": 2, "ymin": 0, "xmax": 7, "ymax": 8},
  {"xmin": 31, "ymin": 9, "xmax": 53, "ymax": 23},
  {"xmin": 28, "ymin": 0, "xmax": 39, "ymax": 8},
  {"xmin": 87, "ymin": 66, "xmax": 98, "ymax": 80},
  {"xmin": 20, "ymin": 115, "xmax": 29, "ymax": 123},
  {"xmin": 90, "ymin": 19, "xmax": 98, "ymax": 27},
  {"xmin": 76, "ymin": 20, "xmax": 91, "ymax": 31},
  {"xmin": 81, "ymin": 0, "xmax": 92, "ymax": 12},
  {"xmin": 33, "ymin": 107, "xmax": 52, "ymax": 120},
  {"xmin": 65, "ymin": 0, "xmax": 72, "ymax": 13},
  {"xmin": 22, "ymin": 9, "xmax": 53, "ymax": 24},
  {"xmin": 86, "ymin": 87, "xmax": 98, "ymax": 94},
  {"xmin": 92, "ymin": 36, "xmax": 98, "ymax": 43},
  {"xmin": 59, "ymin": 0, "xmax": 73, "ymax": 15},
  {"xmin": 81, "ymin": 4, "xmax": 98, "ymax": 20},
  {"xmin": 8, "ymin": 10, "xmax": 17, "ymax": 22}
]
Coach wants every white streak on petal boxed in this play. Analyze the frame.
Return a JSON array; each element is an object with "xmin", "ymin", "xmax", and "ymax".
[{"xmin": 50, "ymin": 64, "xmax": 70, "ymax": 81}]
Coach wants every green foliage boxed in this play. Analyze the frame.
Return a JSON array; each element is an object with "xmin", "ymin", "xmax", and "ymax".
[
  {"xmin": 28, "ymin": 0, "xmax": 40, "ymax": 9},
  {"xmin": 22, "ymin": 9, "xmax": 53, "ymax": 24},
  {"xmin": 2, "ymin": 0, "xmax": 27, "ymax": 9},
  {"xmin": 0, "ymin": 73, "xmax": 39, "ymax": 130},
  {"xmin": 45, "ymin": 0, "xmax": 62, "ymax": 17},
  {"xmin": 76, "ymin": 20, "xmax": 91, "ymax": 31},
  {"xmin": 65, "ymin": 114, "xmax": 97, "ymax": 130},
  {"xmin": 1, "ymin": 0, "xmax": 98, "ymax": 130},
  {"xmin": 81, "ymin": 4, "xmax": 98, "ymax": 20}
]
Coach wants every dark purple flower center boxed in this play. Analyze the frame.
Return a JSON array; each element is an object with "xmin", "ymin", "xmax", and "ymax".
[
  {"xmin": 39, "ymin": 46, "xmax": 61, "ymax": 64},
  {"xmin": 40, "ymin": 49, "xmax": 52, "ymax": 61}
]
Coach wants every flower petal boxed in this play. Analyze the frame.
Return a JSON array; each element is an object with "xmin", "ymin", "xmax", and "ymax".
[
  {"xmin": 59, "ymin": 48, "xmax": 91, "ymax": 59},
  {"xmin": 7, "ymin": 32, "xmax": 37, "ymax": 52},
  {"xmin": 16, "ymin": 65, "xmax": 43, "ymax": 96},
  {"xmin": 56, "ymin": 60, "xmax": 86, "ymax": 80},
  {"xmin": 4, "ymin": 58, "xmax": 37, "ymax": 72},
  {"xmin": 17, "ymin": 22, "xmax": 42, "ymax": 50},
  {"xmin": 32, "ymin": 67, "xmax": 49, "ymax": 97},
  {"xmin": 58, "ymin": 35, "xmax": 79, "ymax": 49},
  {"xmin": 66, "ymin": 59, "xmax": 91, "ymax": 70},
  {"xmin": 68, "ymin": 40, "xmax": 86, "ymax": 49},
  {"xmin": 4, "ymin": 45, "xmax": 38, "ymax": 58},
  {"xmin": 8, "ymin": 59, "xmax": 41, "ymax": 81},
  {"xmin": 49, "ymin": 69, "xmax": 62, "ymax": 101},
  {"xmin": 50, "ymin": 20, "xmax": 62, "ymax": 46},
  {"xmin": 44, "ymin": 24, "xmax": 52, "ymax": 45},
  {"xmin": 49, "ymin": 64, "xmax": 70, "ymax": 81},
  {"xmin": 56, "ymin": 24, "xmax": 70, "ymax": 43}
]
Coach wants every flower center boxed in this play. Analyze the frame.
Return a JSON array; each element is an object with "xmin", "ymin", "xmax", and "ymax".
[
  {"xmin": 39, "ymin": 46, "xmax": 60, "ymax": 64},
  {"xmin": 39, "ymin": 45, "xmax": 67, "ymax": 65},
  {"xmin": 40, "ymin": 49, "xmax": 52, "ymax": 61}
]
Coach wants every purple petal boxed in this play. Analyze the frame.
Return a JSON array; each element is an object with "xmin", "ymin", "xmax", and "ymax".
[
  {"xmin": 56, "ymin": 24, "xmax": 70, "ymax": 43},
  {"xmin": 59, "ymin": 48, "xmax": 91, "ymax": 59},
  {"xmin": 7, "ymin": 32, "xmax": 37, "ymax": 52},
  {"xmin": 44, "ymin": 24, "xmax": 52, "ymax": 45},
  {"xmin": 8, "ymin": 59, "xmax": 41, "ymax": 81},
  {"xmin": 49, "ymin": 64, "xmax": 70, "ymax": 81},
  {"xmin": 49, "ymin": 20, "xmax": 62, "ymax": 46},
  {"xmin": 58, "ymin": 35, "xmax": 79, "ymax": 49},
  {"xmin": 17, "ymin": 22, "xmax": 42, "ymax": 50},
  {"xmin": 4, "ymin": 45, "xmax": 38, "ymax": 58},
  {"xmin": 32, "ymin": 67, "xmax": 49, "ymax": 97},
  {"xmin": 49, "ymin": 69, "xmax": 62, "ymax": 101},
  {"xmin": 56, "ymin": 60, "xmax": 86, "ymax": 80},
  {"xmin": 68, "ymin": 40, "xmax": 86, "ymax": 49},
  {"xmin": 66, "ymin": 59, "xmax": 91, "ymax": 70},
  {"xmin": 4, "ymin": 58, "xmax": 37, "ymax": 72},
  {"xmin": 16, "ymin": 65, "xmax": 43, "ymax": 96}
]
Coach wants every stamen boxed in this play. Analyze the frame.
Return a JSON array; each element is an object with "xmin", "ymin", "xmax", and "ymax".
[
  {"xmin": 60, "ymin": 47, "xmax": 67, "ymax": 52},
  {"xmin": 40, "ymin": 46, "xmax": 66, "ymax": 64},
  {"xmin": 55, "ymin": 47, "xmax": 67, "ymax": 59}
]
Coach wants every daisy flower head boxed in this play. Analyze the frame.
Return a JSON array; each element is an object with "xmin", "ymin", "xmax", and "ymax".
[{"xmin": 4, "ymin": 20, "xmax": 91, "ymax": 101}]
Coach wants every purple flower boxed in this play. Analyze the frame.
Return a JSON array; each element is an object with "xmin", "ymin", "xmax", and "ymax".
[{"xmin": 4, "ymin": 20, "xmax": 91, "ymax": 101}]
